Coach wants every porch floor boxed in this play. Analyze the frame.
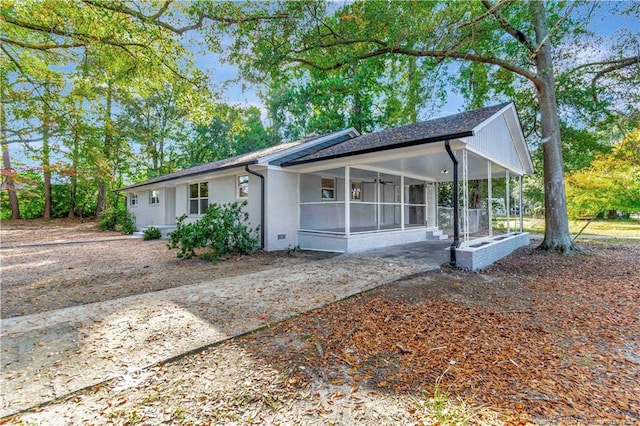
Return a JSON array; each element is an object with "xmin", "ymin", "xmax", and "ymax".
[{"xmin": 357, "ymin": 239, "xmax": 451, "ymax": 267}]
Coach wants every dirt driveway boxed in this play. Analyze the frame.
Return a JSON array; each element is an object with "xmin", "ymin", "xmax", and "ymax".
[{"xmin": 0, "ymin": 219, "xmax": 439, "ymax": 417}]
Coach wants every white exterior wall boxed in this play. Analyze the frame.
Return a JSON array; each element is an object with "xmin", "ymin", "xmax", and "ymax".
[
  {"xmin": 128, "ymin": 188, "xmax": 168, "ymax": 229},
  {"xmin": 264, "ymin": 168, "xmax": 300, "ymax": 251}
]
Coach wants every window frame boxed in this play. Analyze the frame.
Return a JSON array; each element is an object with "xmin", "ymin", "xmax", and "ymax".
[
  {"xmin": 321, "ymin": 177, "xmax": 336, "ymax": 201},
  {"xmin": 237, "ymin": 174, "xmax": 249, "ymax": 199},
  {"xmin": 189, "ymin": 182, "xmax": 209, "ymax": 215},
  {"xmin": 149, "ymin": 190, "xmax": 160, "ymax": 205},
  {"xmin": 129, "ymin": 192, "xmax": 138, "ymax": 207}
]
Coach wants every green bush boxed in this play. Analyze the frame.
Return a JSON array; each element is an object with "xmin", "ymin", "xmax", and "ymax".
[
  {"xmin": 98, "ymin": 207, "xmax": 136, "ymax": 235},
  {"xmin": 143, "ymin": 226, "xmax": 162, "ymax": 240},
  {"xmin": 167, "ymin": 201, "xmax": 259, "ymax": 261}
]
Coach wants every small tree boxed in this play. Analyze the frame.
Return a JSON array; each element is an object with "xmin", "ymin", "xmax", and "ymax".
[{"xmin": 168, "ymin": 202, "xmax": 260, "ymax": 261}]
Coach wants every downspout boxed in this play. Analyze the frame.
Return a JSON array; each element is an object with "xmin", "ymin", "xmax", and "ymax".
[
  {"xmin": 245, "ymin": 162, "xmax": 265, "ymax": 250},
  {"xmin": 444, "ymin": 140, "xmax": 459, "ymax": 267}
]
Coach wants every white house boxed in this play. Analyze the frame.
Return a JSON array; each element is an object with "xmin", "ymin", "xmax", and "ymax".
[{"xmin": 121, "ymin": 103, "xmax": 534, "ymax": 269}]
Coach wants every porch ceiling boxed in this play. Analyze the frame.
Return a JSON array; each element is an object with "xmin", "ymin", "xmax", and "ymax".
[{"xmin": 293, "ymin": 143, "xmax": 514, "ymax": 182}]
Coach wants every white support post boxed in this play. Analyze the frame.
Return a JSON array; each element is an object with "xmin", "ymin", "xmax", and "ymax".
[
  {"xmin": 462, "ymin": 149, "xmax": 469, "ymax": 246},
  {"xmin": 488, "ymin": 160, "xmax": 493, "ymax": 237},
  {"xmin": 345, "ymin": 166, "xmax": 350, "ymax": 236},
  {"xmin": 377, "ymin": 172, "xmax": 381, "ymax": 230},
  {"xmin": 519, "ymin": 175, "xmax": 524, "ymax": 232},
  {"xmin": 505, "ymin": 171, "xmax": 510, "ymax": 233},
  {"xmin": 435, "ymin": 182, "xmax": 439, "ymax": 228},
  {"xmin": 400, "ymin": 175, "xmax": 405, "ymax": 230}
]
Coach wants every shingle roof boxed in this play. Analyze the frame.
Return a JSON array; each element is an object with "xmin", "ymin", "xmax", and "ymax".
[
  {"xmin": 283, "ymin": 103, "xmax": 510, "ymax": 166},
  {"xmin": 120, "ymin": 134, "xmax": 325, "ymax": 191}
]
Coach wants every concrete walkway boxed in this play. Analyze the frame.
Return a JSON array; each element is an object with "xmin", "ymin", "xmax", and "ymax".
[{"xmin": 0, "ymin": 242, "xmax": 448, "ymax": 417}]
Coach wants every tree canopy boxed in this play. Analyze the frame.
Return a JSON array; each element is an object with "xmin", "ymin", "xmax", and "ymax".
[{"xmin": 1, "ymin": 0, "xmax": 638, "ymax": 250}]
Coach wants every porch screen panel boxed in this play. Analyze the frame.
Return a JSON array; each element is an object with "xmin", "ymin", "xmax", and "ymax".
[
  {"xmin": 404, "ymin": 177, "xmax": 427, "ymax": 227},
  {"xmin": 299, "ymin": 169, "xmax": 346, "ymax": 233}
]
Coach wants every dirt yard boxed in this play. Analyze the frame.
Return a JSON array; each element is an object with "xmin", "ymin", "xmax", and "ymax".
[
  {"xmin": 2, "ymin": 219, "xmax": 639, "ymax": 425},
  {"xmin": 1, "ymin": 219, "xmax": 334, "ymax": 318}
]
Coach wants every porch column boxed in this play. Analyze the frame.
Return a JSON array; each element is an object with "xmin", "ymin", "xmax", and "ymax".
[
  {"xmin": 400, "ymin": 175, "xmax": 405, "ymax": 229},
  {"xmin": 345, "ymin": 166, "xmax": 350, "ymax": 237},
  {"xmin": 505, "ymin": 171, "xmax": 510, "ymax": 233},
  {"xmin": 462, "ymin": 148, "xmax": 469, "ymax": 246},
  {"xmin": 488, "ymin": 160, "xmax": 493, "ymax": 237},
  {"xmin": 519, "ymin": 175, "xmax": 524, "ymax": 232}
]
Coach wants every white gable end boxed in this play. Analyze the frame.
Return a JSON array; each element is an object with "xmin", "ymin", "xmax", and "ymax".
[{"xmin": 464, "ymin": 110, "xmax": 529, "ymax": 175}]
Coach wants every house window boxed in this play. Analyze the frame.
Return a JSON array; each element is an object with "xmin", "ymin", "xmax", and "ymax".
[
  {"xmin": 237, "ymin": 175, "xmax": 249, "ymax": 199},
  {"xmin": 321, "ymin": 177, "xmax": 335, "ymax": 200},
  {"xmin": 130, "ymin": 193, "xmax": 138, "ymax": 206},
  {"xmin": 149, "ymin": 190, "xmax": 160, "ymax": 205},
  {"xmin": 351, "ymin": 182, "xmax": 362, "ymax": 200},
  {"xmin": 189, "ymin": 182, "xmax": 209, "ymax": 215}
]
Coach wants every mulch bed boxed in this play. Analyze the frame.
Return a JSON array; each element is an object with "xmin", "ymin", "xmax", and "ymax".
[{"xmin": 241, "ymin": 241, "xmax": 640, "ymax": 424}]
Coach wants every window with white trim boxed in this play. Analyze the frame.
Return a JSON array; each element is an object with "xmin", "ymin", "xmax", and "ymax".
[
  {"xmin": 189, "ymin": 182, "xmax": 209, "ymax": 215},
  {"xmin": 149, "ymin": 190, "xmax": 160, "ymax": 205},
  {"xmin": 321, "ymin": 177, "xmax": 336, "ymax": 200},
  {"xmin": 237, "ymin": 175, "xmax": 249, "ymax": 199},
  {"xmin": 130, "ymin": 193, "xmax": 138, "ymax": 206}
]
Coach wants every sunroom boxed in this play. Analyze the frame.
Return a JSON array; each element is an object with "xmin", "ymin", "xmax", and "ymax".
[{"xmin": 280, "ymin": 102, "xmax": 534, "ymax": 264}]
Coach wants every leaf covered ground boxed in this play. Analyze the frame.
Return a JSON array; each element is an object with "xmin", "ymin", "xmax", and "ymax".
[{"xmin": 7, "ymin": 238, "xmax": 640, "ymax": 425}]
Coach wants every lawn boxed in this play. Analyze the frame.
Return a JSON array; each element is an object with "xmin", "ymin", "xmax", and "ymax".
[{"xmin": 494, "ymin": 216, "xmax": 640, "ymax": 238}]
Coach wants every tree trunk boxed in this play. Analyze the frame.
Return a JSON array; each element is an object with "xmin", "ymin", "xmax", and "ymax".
[
  {"xmin": 68, "ymin": 106, "xmax": 80, "ymax": 218},
  {"xmin": 533, "ymin": 2, "xmax": 575, "ymax": 252},
  {"xmin": 1, "ymin": 102, "xmax": 20, "ymax": 219},
  {"xmin": 96, "ymin": 81, "xmax": 113, "ymax": 217},
  {"xmin": 42, "ymin": 116, "xmax": 52, "ymax": 219}
]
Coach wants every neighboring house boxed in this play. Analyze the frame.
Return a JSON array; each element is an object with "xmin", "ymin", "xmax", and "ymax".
[{"xmin": 120, "ymin": 103, "xmax": 534, "ymax": 267}]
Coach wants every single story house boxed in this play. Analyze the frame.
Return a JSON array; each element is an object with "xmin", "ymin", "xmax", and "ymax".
[{"xmin": 120, "ymin": 102, "xmax": 534, "ymax": 269}]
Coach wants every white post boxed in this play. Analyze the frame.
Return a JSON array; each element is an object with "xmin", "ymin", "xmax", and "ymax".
[
  {"xmin": 345, "ymin": 166, "xmax": 350, "ymax": 236},
  {"xmin": 400, "ymin": 175, "xmax": 405, "ymax": 229},
  {"xmin": 488, "ymin": 160, "xmax": 493, "ymax": 237},
  {"xmin": 519, "ymin": 175, "xmax": 524, "ymax": 232},
  {"xmin": 505, "ymin": 171, "xmax": 510, "ymax": 233},
  {"xmin": 462, "ymin": 149, "xmax": 469, "ymax": 246}
]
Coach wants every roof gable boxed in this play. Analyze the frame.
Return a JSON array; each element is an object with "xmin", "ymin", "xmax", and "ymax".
[{"xmin": 283, "ymin": 103, "xmax": 510, "ymax": 166}]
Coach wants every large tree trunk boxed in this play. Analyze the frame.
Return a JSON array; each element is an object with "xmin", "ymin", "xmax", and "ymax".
[
  {"xmin": 96, "ymin": 81, "xmax": 113, "ymax": 217},
  {"xmin": 68, "ymin": 106, "xmax": 80, "ymax": 218},
  {"xmin": 533, "ymin": 2, "xmax": 575, "ymax": 252},
  {"xmin": 1, "ymin": 102, "xmax": 20, "ymax": 219}
]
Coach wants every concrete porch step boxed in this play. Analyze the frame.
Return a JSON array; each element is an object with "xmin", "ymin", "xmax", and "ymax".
[
  {"xmin": 135, "ymin": 225, "xmax": 177, "ymax": 239},
  {"xmin": 426, "ymin": 229, "xmax": 449, "ymax": 240}
]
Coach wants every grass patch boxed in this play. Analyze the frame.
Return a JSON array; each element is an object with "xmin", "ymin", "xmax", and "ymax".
[
  {"xmin": 412, "ymin": 376, "xmax": 502, "ymax": 425},
  {"xmin": 494, "ymin": 216, "xmax": 640, "ymax": 238}
]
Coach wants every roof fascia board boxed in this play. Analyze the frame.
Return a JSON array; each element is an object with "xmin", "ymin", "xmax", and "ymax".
[
  {"xmin": 256, "ymin": 128, "xmax": 360, "ymax": 165},
  {"xmin": 282, "ymin": 131, "xmax": 474, "ymax": 168},
  {"xmin": 120, "ymin": 161, "xmax": 255, "ymax": 192},
  {"xmin": 286, "ymin": 139, "xmax": 467, "ymax": 174}
]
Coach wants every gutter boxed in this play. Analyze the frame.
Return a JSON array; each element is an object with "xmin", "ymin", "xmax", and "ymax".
[
  {"xmin": 245, "ymin": 162, "xmax": 265, "ymax": 250},
  {"xmin": 444, "ymin": 139, "xmax": 459, "ymax": 267}
]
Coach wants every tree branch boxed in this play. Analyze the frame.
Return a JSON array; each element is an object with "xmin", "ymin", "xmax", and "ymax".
[
  {"xmin": 480, "ymin": 0, "xmax": 535, "ymax": 51},
  {"xmin": 81, "ymin": 0, "xmax": 294, "ymax": 35},
  {"xmin": 284, "ymin": 41, "xmax": 541, "ymax": 87},
  {"xmin": 0, "ymin": 37, "xmax": 85, "ymax": 51}
]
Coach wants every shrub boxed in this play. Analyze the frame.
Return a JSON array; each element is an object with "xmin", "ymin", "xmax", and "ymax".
[
  {"xmin": 98, "ymin": 207, "xmax": 136, "ymax": 235},
  {"xmin": 167, "ymin": 201, "xmax": 259, "ymax": 260},
  {"xmin": 143, "ymin": 226, "xmax": 162, "ymax": 240}
]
